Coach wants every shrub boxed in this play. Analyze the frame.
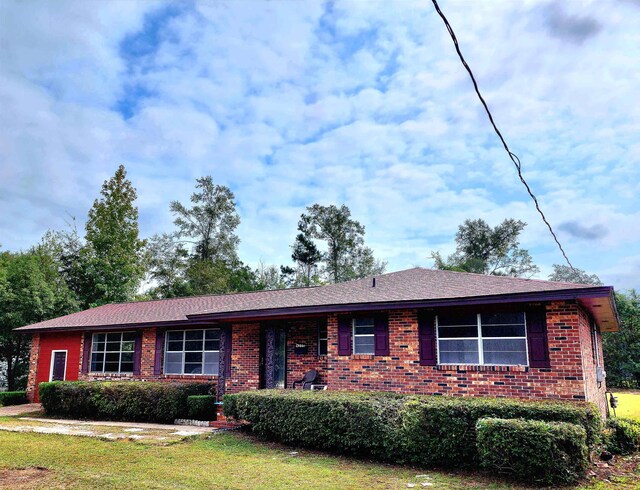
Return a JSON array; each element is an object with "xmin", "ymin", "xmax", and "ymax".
[
  {"xmin": 39, "ymin": 381, "xmax": 215, "ymax": 423},
  {"xmin": 224, "ymin": 390, "xmax": 600, "ymax": 468},
  {"xmin": 0, "ymin": 391, "xmax": 27, "ymax": 407},
  {"xmin": 476, "ymin": 418, "xmax": 588, "ymax": 486},
  {"xmin": 187, "ymin": 395, "xmax": 217, "ymax": 421},
  {"xmin": 604, "ymin": 418, "xmax": 640, "ymax": 455}
]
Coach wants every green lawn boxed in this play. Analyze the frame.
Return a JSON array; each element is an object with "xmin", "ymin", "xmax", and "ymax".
[
  {"xmin": 613, "ymin": 391, "xmax": 640, "ymax": 420},
  {"xmin": 0, "ymin": 427, "xmax": 639, "ymax": 489}
]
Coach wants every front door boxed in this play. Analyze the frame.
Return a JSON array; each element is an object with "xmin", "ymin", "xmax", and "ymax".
[
  {"xmin": 50, "ymin": 351, "xmax": 67, "ymax": 381},
  {"xmin": 260, "ymin": 323, "xmax": 287, "ymax": 389}
]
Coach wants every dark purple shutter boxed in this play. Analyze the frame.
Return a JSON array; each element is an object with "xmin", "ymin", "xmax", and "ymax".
[
  {"xmin": 154, "ymin": 329, "xmax": 165, "ymax": 375},
  {"xmin": 81, "ymin": 332, "xmax": 92, "ymax": 373},
  {"xmin": 527, "ymin": 308, "xmax": 550, "ymax": 368},
  {"xmin": 133, "ymin": 332, "xmax": 142, "ymax": 375},
  {"xmin": 418, "ymin": 311, "xmax": 437, "ymax": 366},
  {"xmin": 338, "ymin": 315, "xmax": 352, "ymax": 356},
  {"xmin": 225, "ymin": 326, "xmax": 232, "ymax": 377},
  {"xmin": 374, "ymin": 312, "xmax": 389, "ymax": 356}
]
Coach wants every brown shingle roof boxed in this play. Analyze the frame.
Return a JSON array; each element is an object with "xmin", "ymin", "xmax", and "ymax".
[{"xmin": 15, "ymin": 267, "xmax": 615, "ymax": 332}]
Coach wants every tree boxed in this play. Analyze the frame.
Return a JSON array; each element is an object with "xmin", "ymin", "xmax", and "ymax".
[
  {"xmin": 0, "ymin": 248, "xmax": 78, "ymax": 390},
  {"xmin": 297, "ymin": 204, "xmax": 386, "ymax": 283},
  {"xmin": 79, "ymin": 165, "xmax": 147, "ymax": 307},
  {"xmin": 431, "ymin": 218, "xmax": 539, "ymax": 277},
  {"xmin": 290, "ymin": 228, "xmax": 322, "ymax": 287},
  {"xmin": 603, "ymin": 290, "xmax": 640, "ymax": 388},
  {"xmin": 147, "ymin": 176, "xmax": 258, "ymax": 297},
  {"xmin": 548, "ymin": 265, "xmax": 602, "ymax": 285}
]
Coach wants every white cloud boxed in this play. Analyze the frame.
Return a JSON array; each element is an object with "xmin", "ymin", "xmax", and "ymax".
[{"xmin": 1, "ymin": 0, "xmax": 639, "ymax": 290}]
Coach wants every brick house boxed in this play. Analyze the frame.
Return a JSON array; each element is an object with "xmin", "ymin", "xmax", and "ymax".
[{"xmin": 16, "ymin": 268, "xmax": 618, "ymax": 416}]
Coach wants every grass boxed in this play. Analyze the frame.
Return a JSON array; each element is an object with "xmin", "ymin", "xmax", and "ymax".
[
  {"xmin": 1, "ymin": 409, "xmax": 640, "ymax": 489},
  {"xmin": 613, "ymin": 391, "xmax": 640, "ymax": 421}
]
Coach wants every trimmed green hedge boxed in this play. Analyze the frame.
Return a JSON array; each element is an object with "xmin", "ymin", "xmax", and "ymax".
[
  {"xmin": 477, "ymin": 418, "xmax": 588, "ymax": 486},
  {"xmin": 604, "ymin": 418, "xmax": 640, "ymax": 455},
  {"xmin": 187, "ymin": 395, "xmax": 217, "ymax": 421},
  {"xmin": 0, "ymin": 391, "xmax": 27, "ymax": 407},
  {"xmin": 224, "ymin": 390, "xmax": 601, "ymax": 469},
  {"xmin": 39, "ymin": 381, "xmax": 215, "ymax": 423}
]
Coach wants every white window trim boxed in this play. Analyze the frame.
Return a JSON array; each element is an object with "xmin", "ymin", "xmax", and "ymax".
[
  {"xmin": 436, "ymin": 313, "xmax": 529, "ymax": 367},
  {"xmin": 49, "ymin": 350, "xmax": 68, "ymax": 382},
  {"xmin": 90, "ymin": 331, "xmax": 136, "ymax": 374},
  {"xmin": 318, "ymin": 326, "xmax": 328, "ymax": 356},
  {"xmin": 352, "ymin": 317, "xmax": 375, "ymax": 355},
  {"xmin": 163, "ymin": 328, "xmax": 221, "ymax": 376}
]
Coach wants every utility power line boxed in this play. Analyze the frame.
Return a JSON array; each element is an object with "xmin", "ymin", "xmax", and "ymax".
[{"xmin": 431, "ymin": 0, "xmax": 575, "ymax": 270}]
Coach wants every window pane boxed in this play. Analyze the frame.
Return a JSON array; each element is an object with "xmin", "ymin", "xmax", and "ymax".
[
  {"xmin": 94, "ymin": 333, "xmax": 106, "ymax": 343},
  {"xmin": 354, "ymin": 325, "xmax": 374, "ymax": 335},
  {"xmin": 205, "ymin": 340, "xmax": 220, "ymax": 351},
  {"xmin": 185, "ymin": 340, "xmax": 203, "ymax": 351},
  {"xmin": 481, "ymin": 312, "xmax": 525, "ymax": 325},
  {"xmin": 204, "ymin": 351, "xmax": 219, "ymax": 375},
  {"xmin": 184, "ymin": 363, "xmax": 202, "ymax": 374},
  {"xmin": 205, "ymin": 329, "xmax": 220, "ymax": 340},
  {"xmin": 165, "ymin": 352, "xmax": 182, "ymax": 364},
  {"xmin": 105, "ymin": 352, "xmax": 119, "ymax": 362},
  {"xmin": 438, "ymin": 313, "xmax": 477, "ymax": 327},
  {"xmin": 167, "ymin": 340, "xmax": 183, "ymax": 352},
  {"xmin": 104, "ymin": 362, "xmax": 120, "ymax": 372},
  {"xmin": 319, "ymin": 339, "xmax": 328, "ymax": 356},
  {"xmin": 120, "ymin": 362, "xmax": 134, "ymax": 373},
  {"xmin": 120, "ymin": 352, "xmax": 133, "ymax": 363},
  {"xmin": 185, "ymin": 330, "xmax": 203, "ymax": 341},
  {"xmin": 354, "ymin": 335, "xmax": 375, "ymax": 354},
  {"xmin": 165, "ymin": 362, "xmax": 182, "ymax": 374},
  {"xmin": 167, "ymin": 331, "xmax": 183, "ymax": 342},
  {"xmin": 318, "ymin": 323, "xmax": 327, "ymax": 337},
  {"xmin": 121, "ymin": 340, "xmax": 135, "ymax": 352},
  {"xmin": 106, "ymin": 332, "xmax": 121, "ymax": 343},
  {"xmin": 438, "ymin": 339, "xmax": 479, "ymax": 364},
  {"xmin": 354, "ymin": 317, "xmax": 374, "ymax": 327},
  {"xmin": 122, "ymin": 332, "xmax": 137, "ymax": 342},
  {"xmin": 106, "ymin": 342, "xmax": 120, "ymax": 352},
  {"xmin": 185, "ymin": 352, "xmax": 202, "ymax": 363},
  {"xmin": 90, "ymin": 361, "xmax": 102, "ymax": 372},
  {"xmin": 483, "ymin": 339, "xmax": 527, "ymax": 365},
  {"xmin": 438, "ymin": 326, "xmax": 477, "ymax": 338},
  {"xmin": 92, "ymin": 342, "xmax": 105, "ymax": 352},
  {"xmin": 481, "ymin": 324, "xmax": 525, "ymax": 338}
]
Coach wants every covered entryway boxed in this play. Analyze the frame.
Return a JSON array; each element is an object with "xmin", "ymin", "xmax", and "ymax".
[{"xmin": 260, "ymin": 322, "xmax": 287, "ymax": 389}]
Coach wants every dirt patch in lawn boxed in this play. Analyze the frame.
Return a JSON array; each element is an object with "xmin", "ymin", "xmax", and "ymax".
[{"xmin": 0, "ymin": 467, "xmax": 52, "ymax": 488}]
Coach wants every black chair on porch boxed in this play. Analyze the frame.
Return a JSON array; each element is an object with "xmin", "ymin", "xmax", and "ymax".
[{"xmin": 292, "ymin": 369, "xmax": 319, "ymax": 390}]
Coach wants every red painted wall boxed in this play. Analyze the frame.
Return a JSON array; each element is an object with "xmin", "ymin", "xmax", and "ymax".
[{"xmin": 33, "ymin": 332, "xmax": 82, "ymax": 401}]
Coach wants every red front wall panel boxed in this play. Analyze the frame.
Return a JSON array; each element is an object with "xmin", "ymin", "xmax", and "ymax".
[{"xmin": 33, "ymin": 332, "xmax": 82, "ymax": 401}]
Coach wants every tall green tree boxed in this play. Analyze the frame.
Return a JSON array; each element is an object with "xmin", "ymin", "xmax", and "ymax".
[
  {"xmin": 603, "ymin": 290, "xmax": 640, "ymax": 388},
  {"xmin": 147, "ymin": 176, "xmax": 258, "ymax": 297},
  {"xmin": 77, "ymin": 165, "xmax": 147, "ymax": 307},
  {"xmin": 548, "ymin": 265, "xmax": 602, "ymax": 285},
  {"xmin": 431, "ymin": 218, "xmax": 539, "ymax": 277},
  {"xmin": 297, "ymin": 204, "xmax": 386, "ymax": 283},
  {"xmin": 0, "ymin": 247, "xmax": 78, "ymax": 390}
]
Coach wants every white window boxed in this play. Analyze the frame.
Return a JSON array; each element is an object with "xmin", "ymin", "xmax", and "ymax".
[
  {"xmin": 164, "ymin": 329, "xmax": 220, "ymax": 375},
  {"xmin": 91, "ymin": 332, "xmax": 135, "ymax": 373},
  {"xmin": 353, "ymin": 317, "xmax": 375, "ymax": 355},
  {"xmin": 437, "ymin": 312, "xmax": 528, "ymax": 366},
  {"xmin": 318, "ymin": 322, "xmax": 328, "ymax": 356}
]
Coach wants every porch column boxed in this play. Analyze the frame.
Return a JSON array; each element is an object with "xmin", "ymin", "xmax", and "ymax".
[
  {"xmin": 217, "ymin": 325, "xmax": 232, "ymax": 398},
  {"xmin": 264, "ymin": 323, "xmax": 276, "ymax": 389}
]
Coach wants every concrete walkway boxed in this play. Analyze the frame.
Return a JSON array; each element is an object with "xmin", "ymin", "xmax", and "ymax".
[
  {"xmin": 20, "ymin": 417, "xmax": 214, "ymax": 432},
  {"xmin": 0, "ymin": 403, "xmax": 41, "ymax": 416}
]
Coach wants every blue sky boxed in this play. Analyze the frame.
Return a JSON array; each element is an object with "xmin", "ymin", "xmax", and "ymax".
[{"xmin": 1, "ymin": 0, "xmax": 639, "ymax": 290}]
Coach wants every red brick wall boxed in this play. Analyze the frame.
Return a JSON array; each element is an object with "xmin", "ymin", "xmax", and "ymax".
[
  {"xmin": 577, "ymin": 306, "xmax": 608, "ymax": 416},
  {"xmin": 28, "ymin": 332, "xmax": 82, "ymax": 402},
  {"xmin": 227, "ymin": 322, "xmax": 261, "ymax": 393},
  {"xmin": 25, "ymin": 300, "xmax": 603, "ymax": 412},
  {"xmin": 321, "ymin": 302, "xmax": 593, "ymax": 403}
]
